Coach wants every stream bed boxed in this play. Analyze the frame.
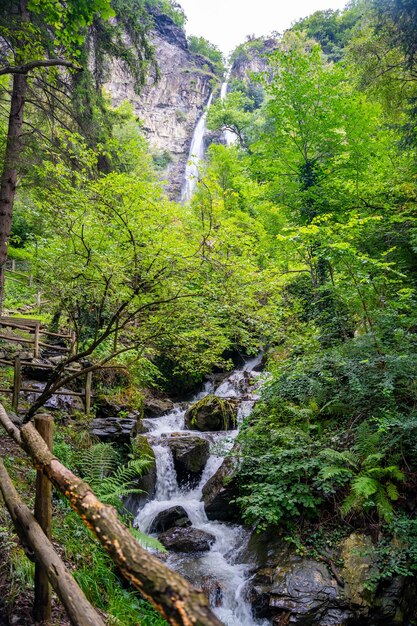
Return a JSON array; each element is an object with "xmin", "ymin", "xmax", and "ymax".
[{"xmin": 134, "ymin": 356, "xmax": 270, "ymax": 626}]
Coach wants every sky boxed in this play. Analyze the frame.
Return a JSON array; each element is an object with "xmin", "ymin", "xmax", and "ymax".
[{"xmin": 177, "ymin": 0, "xmax": 349, "ymax": 56}]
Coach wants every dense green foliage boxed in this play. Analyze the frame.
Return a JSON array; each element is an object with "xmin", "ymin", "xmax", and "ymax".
[
  {"xmin": 206, "ymin": 0, "xmax": 417, "ymax": 585},
  {"xmin": 187, "ymin": 35, "xmax": 225, "ymax": 78},
  {"xmin": 2, "ymin": 0, "xmax": 417, "ymax": 615}
]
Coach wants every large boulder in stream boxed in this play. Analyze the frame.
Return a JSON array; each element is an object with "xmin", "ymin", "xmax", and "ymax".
[
  {"xmin": 184, "ymin": 395, "xmax": 237, "ymax": 431},
  {"xmin": 167, "ymin": 436, "xmax": 210, "ymax": 486},
  {"xmin": 149, "ymin": 506, "xmax": 191, "ymax": 533},
  {"xmin": 202, "ymin": 455, "xmax": 240, "ymax": 521},
  {"xmin": 158, "ymin": 527, "xmax": 215, "ymax": 553}
]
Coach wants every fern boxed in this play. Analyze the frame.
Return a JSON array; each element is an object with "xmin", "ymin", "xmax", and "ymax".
[
  {"xmin": 351, "ymin": 475, "xmax": 379, "ymax": 498},
  {"xmin": 80, "ymin": 443, "xmax": 152, "ymax": 510},
  {"xmin": 81, "ymin": 442, "xmax": 119, "ymax": 483},
  {"xmin": 97, "ymin": 459, "xmax": 151, "ymax": 508},
  {"xmin": 128, "ymin": 525, "xmax": 166, "ymax": 552}
]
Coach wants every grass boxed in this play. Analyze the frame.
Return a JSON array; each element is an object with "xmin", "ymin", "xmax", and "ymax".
[{"xmin": 0, "ymin": 423, "xmax": 168, "ymax": 626}]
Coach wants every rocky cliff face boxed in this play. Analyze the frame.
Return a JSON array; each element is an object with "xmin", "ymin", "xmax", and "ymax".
[
  {"xmin": 230, "ymin": 38, "xmax": 278, "ymax": 85},
  {"xmin": 104, "ymin": 12, "xmax": 217, "ymax": 199}
]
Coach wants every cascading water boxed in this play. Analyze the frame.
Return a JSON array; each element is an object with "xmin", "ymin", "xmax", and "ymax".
[
  {"xmin": 181, "ymin": 92, "xmax": 213, "ymax": 203},
  {"xmin": 135, "ymin": 356, "xmax": 270, "ymax": 626},
  {"xmin": 220, "ymin": 78, "xmax": 236, "ymax": 146}
]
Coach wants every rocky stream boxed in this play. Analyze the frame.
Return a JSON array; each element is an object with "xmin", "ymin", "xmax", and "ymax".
[{"xmin": 134, "ymin": 355, "xmax": 268, "ymax": 626}]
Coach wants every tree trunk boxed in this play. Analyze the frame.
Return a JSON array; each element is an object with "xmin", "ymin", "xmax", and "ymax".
[{"xmin": 0, "ymin": 71, "xmax": 27, "ymax": 312}]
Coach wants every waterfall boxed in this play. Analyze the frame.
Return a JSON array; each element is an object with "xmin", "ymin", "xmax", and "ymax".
[
  {"xmin": 181, "ymin": 92, "xmax": 213, "ymax": 203},
  {"xmin": 220, "ymin": 80, "xmax": 236, "ymax": 146},
  {"xmin": 135, "ymin": 356, "xmax": 270, "ymax": 626}
]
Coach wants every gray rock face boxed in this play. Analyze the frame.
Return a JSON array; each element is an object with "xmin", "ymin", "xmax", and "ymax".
[
  {"xmin": 158, "ymin": 527, "xmax": 215, "ymax": 553},
  {"xmin": 167, "ymin": 435, "xmax": 209, "ymax": 486},
  {"xmin": 268, "ymin": 557, "xmax": 349, "ymax": 625},
  {"xmin": 245, "ymin": 532, "xmax": 417, "ymax": 625},
  {"xmin": 143, "ymin": 396, "xmax": 174, "ymax": 418},
  {"xmin": 184, "ymin": 395, "xmax": 237, "ymax": 432},
  {"xmin": 149, "ymin": 506, "xmax": 191, "ymax": 533},
  {"xmin": 202, "ymin": 456, "xmax": 240, "ymax": 521},
  {"xmin": 103, "ymin": 13, "xmax": 217, "ymax": 199},
  {"xmin": 90, "ymin": 416, "xmax": 138, "ymax": 444},
  {"xmin": 230, "ymin": 37, "xmax": 279, "ymax": 86}
]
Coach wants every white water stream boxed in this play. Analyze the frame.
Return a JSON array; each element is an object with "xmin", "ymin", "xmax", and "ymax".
[
  {"xmin": 181, "ymin": 92, "xmax": 213, "ymax": 203},
  {"xmin": 135, "ymin": 356, "xmax": 270, "ymax": 625},
  {"xmin": 220, "ymin": 80, "xmax": 236, "ymax": 146}
]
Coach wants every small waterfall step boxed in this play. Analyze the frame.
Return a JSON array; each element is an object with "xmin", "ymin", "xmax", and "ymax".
[{"xmin": 135, "ymin": 355, "xmax": 269, "ymax": 626}]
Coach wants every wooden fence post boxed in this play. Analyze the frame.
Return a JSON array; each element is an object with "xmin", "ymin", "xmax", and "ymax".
[
  {"xmin": 12, "ymin": 355, "xmax": 21, "ymax": 411},
  {"xmin": 34, "ymin": 323, "xmax": 40, "ymax": 359},
  {"xmin": 85, "ymin": 371, "xmax": 92, "ymax": 415},
  {"xmin": 69, "ymin": 330, "xmax": 76, "ymax": 357},
  {"xmin": 34, "ymin": 414, "xmax": 53, "ymax": 624}
]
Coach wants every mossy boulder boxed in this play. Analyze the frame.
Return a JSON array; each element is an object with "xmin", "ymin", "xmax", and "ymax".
[{"xmin": 184, "ymin": 395, "xmax": 237, "ymax": 431}]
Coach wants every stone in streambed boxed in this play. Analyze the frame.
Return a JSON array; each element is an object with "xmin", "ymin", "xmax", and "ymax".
[
  {"xmin": 184, "ymin": 395, "xmax": 237, "ymax": 431},
  {"xmin": 149, "ymin": 506, "xmax": 191, "ymax": 533},
  {"xmin": 167, "ymin": 436, "xmax": 209, "ymax": 486},
  {"xmin": 158, "ymin": 527, "xmax": 215, "ymax": 553},
  {"xmin": 202, "ymin": 455, "xmax": 240, "ymax": 521}
]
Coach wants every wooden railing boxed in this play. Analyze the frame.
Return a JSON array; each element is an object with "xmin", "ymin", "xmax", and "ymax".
[
  {"xmin": 0, "ymin": 403, "xmax": 222, "ymax": 626},
  {"xmin": 0, "ymin": 317, "xmax": 93, "ymax": 412}
]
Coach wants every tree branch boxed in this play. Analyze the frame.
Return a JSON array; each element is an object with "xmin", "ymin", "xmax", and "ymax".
[{"xmin": 0, "ymin": 59, "xmax": 82, "ymax": 76}]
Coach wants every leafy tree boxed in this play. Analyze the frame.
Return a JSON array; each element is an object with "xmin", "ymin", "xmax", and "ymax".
[{"xmin": 0, "ymin": 0, "xmax": 115, "ymax": 310}]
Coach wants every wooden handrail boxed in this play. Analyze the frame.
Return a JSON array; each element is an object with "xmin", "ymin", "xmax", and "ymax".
[
  {"xmin": 0, "ymin": 459, "xmax": 106, "ymax": 626},
  {"xmin": 0, "ymin": 404, "xmax": 222, "ymax": 626}
]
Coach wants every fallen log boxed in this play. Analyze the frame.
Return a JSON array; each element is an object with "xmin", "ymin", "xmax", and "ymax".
[
  {"xmin": 0, "ymin": 404, "xmax": 222, "ymax": 626},
  {"xmin": 0, "ymin": 459, "xmax": 106, "ymax": 626}
]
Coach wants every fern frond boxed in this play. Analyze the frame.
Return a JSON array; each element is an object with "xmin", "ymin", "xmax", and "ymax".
[
  {"xmin": 319, "ymin": 448, "xmax": 358, "ymax": 468},
  {"xmin": 341, "ymin": 492, "xmax": 360, "ymax": 516},
  {"xmin": 128, "ymin": 525, "xmax": 166, "ymax": 552},
  {"xmin": 385, "ymin": 481, "xmax": 399, "ymax": 501},
  {"xmin": 375, "ymin": 490, "xmax": 394, "ymax": 522},
  {"xmin": 319, "ymin": 465, "xmax": 352, "ymax": 480},
  {"xmin": 351, "ymin": 475, "xmax": 379, "ymax": 498},
  {"xmin": 363, "ymin": 453, "xmax": 384, "ymax": 468},
  {"xmin": 81, "ymin": 443, "xmax": 119, "ymax": 484}
]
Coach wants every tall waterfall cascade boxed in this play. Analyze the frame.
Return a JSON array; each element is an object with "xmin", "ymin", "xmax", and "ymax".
[
  {"xmin": 220, "ymin": 81, "xmax": 237, "ymax": 146},
  {"xmin": 181, "ymin": 92, "xmax": 213, "ymax": 203},
  {"xmin": 135, "ymin": 356, "xmax": 270, "ymax": 626}
]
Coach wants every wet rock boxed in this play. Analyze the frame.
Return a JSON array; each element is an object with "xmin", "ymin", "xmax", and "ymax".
[
  {"xmin": 143, "ymin": 396, "xmax": 174, "ymax": 418},
  {"xmin": 340, "ymin": 533, "xmax": 375, "ymax": 608},
  {"xmin": 184, "ymin": 395, "xmax": 237, "ymax": 431},
  {"xmin": 158, "ymin": 527, "xmax": 215, "ymax": 553},
  {"xmin": 90, "ymin": 416, "xmax": 138, "ymax": 444},
  {"xmin": 269, "ymin": 555, "xmax": 350, "ymax": 625},
  {"xmin": 202, "ymin": 456, "xmax": 240, "ymax": 521},
  {"xmin": 201, "ymin": 575, "xmax": 223, "ymax": 607},
  {"xmin": 149, "ymin": 506, "xmax": 191, "ymax": 533},
  {"xmin": 167, "ymin": 436, "xmax": 209, "ymax": 486},
  {"xmin": 21, "ymin": 358, "xmax": 53, "ymax": 382},
  {"xmin": 246, "ymin": 531, "xmax": 417, "ymax": 625}
]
